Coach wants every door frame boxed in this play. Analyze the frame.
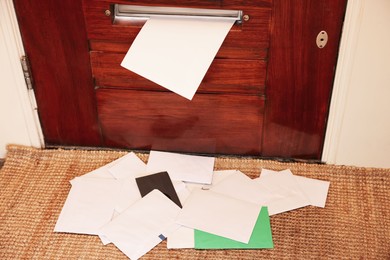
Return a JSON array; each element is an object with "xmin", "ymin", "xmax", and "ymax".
[
  {"xmin": 321, "ymin": 0, "xmax": 364, "ymax": 163},
  {"xmin": 0, "ymin": 0, "xmax": 44, "ymax": 157}
]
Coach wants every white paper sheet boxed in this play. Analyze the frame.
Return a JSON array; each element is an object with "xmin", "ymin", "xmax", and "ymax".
[
  {"xmin": 54, "ymin": 177, "xmax": 121, "ymax": 235},
  {"xmin": 121, "ymin": 16, "xmax": 235, "ymax": 100},
  {"xmin": 175, "ymin": 189, "xmax": 260, "ymax": 244},
  {"xmin": 146, "ymin": 150, "xmax": 215, "ymax": 184},
  {"xmin": 98, "ymin": 190, "xmax": 181, "ymax": 260}
]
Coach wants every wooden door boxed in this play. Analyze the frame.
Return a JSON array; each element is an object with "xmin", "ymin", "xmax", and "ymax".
[
  {"xmin": 13, "ymin": 0, "xmax": 347, "ymax": 160},
  {"xmin": 263, "ymin": 0, "xmax": 348, "ymax": 159}
]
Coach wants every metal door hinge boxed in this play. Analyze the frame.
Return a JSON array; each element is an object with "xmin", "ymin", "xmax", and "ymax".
[{"xmin": 20, "ymin": 56, "xmax": 34, "ymax": 90}]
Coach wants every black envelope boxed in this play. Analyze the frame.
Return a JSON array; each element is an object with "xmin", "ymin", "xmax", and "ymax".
[{"xmin": 135, "ymin": 171, "xmax": 182, "ymax": 208}]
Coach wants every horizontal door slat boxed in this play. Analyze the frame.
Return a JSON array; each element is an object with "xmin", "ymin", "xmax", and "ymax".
[
  {"xmin": 89, "ymin": 41, "xmax": 269, "ymax": 60},
  {"xmin": 97, "ymin": 89, "xmax": 264, "ymax": 155},
  {"xmin": 90, "ymin": 52, "xmax": 266, "ymax": 95},
  {"xmin": 82, "ymin": 0, "xmax": 272, "ymax": 9}
]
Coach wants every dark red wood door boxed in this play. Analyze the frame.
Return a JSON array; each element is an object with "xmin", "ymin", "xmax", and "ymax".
[
  {"xmin": 13, "ymin": 0, "xmax": 347, "ymax": 159},
  {"xmin": 13, "ymin": 1, "xmax": 101, "ymax": 147},
  {"xmin": 263, "ymin": 0, "xmax": 348, "ymax": 159}
]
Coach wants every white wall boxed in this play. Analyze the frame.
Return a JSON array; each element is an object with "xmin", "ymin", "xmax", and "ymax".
[
  {"xmin": 323, "ymin": 0, "xmax": 390, "ymax": 168},
  {"xmin": 0, "ymin": 0, "xmax": 43, "ymax": 158}
]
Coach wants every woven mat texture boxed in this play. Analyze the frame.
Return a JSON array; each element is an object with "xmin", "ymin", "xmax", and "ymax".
[{"xmin": 0, "ymin": 145, "xmax": 389, "ymax": 259}]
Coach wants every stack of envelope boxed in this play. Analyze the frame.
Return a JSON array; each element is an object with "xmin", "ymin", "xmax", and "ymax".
[{"xmin": 54, "ymin": 151, "xmax": 330, "ymax": 259}]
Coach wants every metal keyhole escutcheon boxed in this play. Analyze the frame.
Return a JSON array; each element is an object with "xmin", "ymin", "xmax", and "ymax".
[{"xmin": 316, "ymin": 31, "xmax": 328, "ymax": 48}]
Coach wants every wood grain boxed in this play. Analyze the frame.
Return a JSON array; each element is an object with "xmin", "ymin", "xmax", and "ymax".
[
  {"xmin": 89, "ymin": 40, "xmax": 269, "ymax": 60},
  {"xmin": 13, "ymin": 0, "xmax": 101, "ymax": 146},
  {"xmin": 90, "ymin": 52, "xmax": 266, "ymax": 95},
  {"xmin": 82, "ymin": 0, "xmax": 271, "ymax": 60},
  {"xmin": 13, "ymin": 0, "xmax": 347, "ymax": 160},
  {"xmin": 96, "ymin": 89, "xmax": 265, "ymax": 155},
  {"xmin": 87, "ymin": 0, "xmax": 271, "ymax": 155},
  {"xmin": 262, "ymin": 0, "xmax": 348, "ymax": 159}
]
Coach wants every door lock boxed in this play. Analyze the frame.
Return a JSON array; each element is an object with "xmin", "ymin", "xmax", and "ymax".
[{"xmin": 316, "ymin": 31, "xmax": 328, "ymax": 48}]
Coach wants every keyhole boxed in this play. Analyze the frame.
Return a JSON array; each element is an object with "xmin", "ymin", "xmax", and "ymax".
[{"xmin": 316, "ymin": 31, "xmax": 328, "ymax": 48}]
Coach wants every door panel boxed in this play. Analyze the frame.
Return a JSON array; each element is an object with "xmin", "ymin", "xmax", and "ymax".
[
  {"xmin": 262, "ymin": 0, "xmax": 347, "ymax": 158},
  {"xmin": 13, "ymin": 0, "xmax": 347, "ymax": 160},
  {"xmin": 97, "ymin": 89, "xmax": 264, "ymax": 155},
  {"xmin": 13, "ymin": 0, "xmax": 101, "ymax": 146}
]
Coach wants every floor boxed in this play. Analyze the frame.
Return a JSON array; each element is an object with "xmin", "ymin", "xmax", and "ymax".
[{"xmin": 1, "ymin": 145, "xmax": 389, "ymax": 259}]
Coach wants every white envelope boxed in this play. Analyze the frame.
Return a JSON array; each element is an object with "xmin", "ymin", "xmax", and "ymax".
[
  {"xmin": 209, "ymin": 170, "xmax": 238, "ymax": 186},
  {"xmin": 54, "ymin": 177, "xmax": 121, "ymax": 235},
  {"xmin": 175, "ymin": 189, "xmax": 260, "ymax": 244},
  {"xmin": 167, "ymin": 226, "xmax": 194, "ymax": 249},
  {"xmin": 99, "ymin": 190, "xmax": 181, "ymax": 260},
  {"xmin": 106, "ymin": 153, "xmax": 146, "ymax": 213},
  {"xmin": 114, "ymin": 178, "xmax": 142, "ymax": 214},
  {"xmin": 210, "ymin": 170, "xmax": 279, "ymax": 205},
  {"xmin": 82, "ymin": 153, "xmax": 133, "ymax": 179},
  {"xmin": 184, "ymin": 170, "xmax": 237, "ymax": 192},
  {"xmin": 108, "ymin": 152, "xmax": 147, "ymax": 180},
  {"xmin": 115, "ymin": 178, "xmax": 190, "ymax": 214},
  {"xmin": 259, "ymin": 169, "xmax": 330, "ymax": 208},
  {"xmin": 172, "ymin": 181, "xmax": 191, "ymax": 206},
  {"xmin": 146, "ymin": 150, "xmax": 215, "ymax": 184},
  {"xmin": 256, "ymin": 169, "xmax": 311, "ymax": 215},
  {"xmin": 258, "ymin": 169, "xmax": 296, "ymax": 195},
  {"xmin": 57, "ymin": 154, "xmax": 143, "ymax": 227},
  {"xmin": 121, "ymin": 17, "xmax": 235, "ymax": 100},
  {"xmin": 259, "ymin": 168, "xmax": 283, "ymax": 178},
  {"xmin": 167, "ymin": 170, "xmax": 239, "ymax": 249},
  {"xmin": 294, "ymin": 175, "xmax": 330, "ymax": 208},
  {"xmin": 77, "ymin": 153, "xmax": 145, "ymax": 215},
  {"xmin": 81, "ymin": 164, "xmax": 116, "ymax": 179}
]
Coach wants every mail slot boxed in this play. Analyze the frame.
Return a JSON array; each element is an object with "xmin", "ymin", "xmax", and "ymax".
[{"xmin": 112, "ymin": 4, "xmax": 244, "ymax": 24}]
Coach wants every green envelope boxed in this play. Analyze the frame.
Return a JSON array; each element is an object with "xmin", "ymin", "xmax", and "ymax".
[{"xmin": 194, "ymin": 207, "xmax": 273, "ymax": 249}]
